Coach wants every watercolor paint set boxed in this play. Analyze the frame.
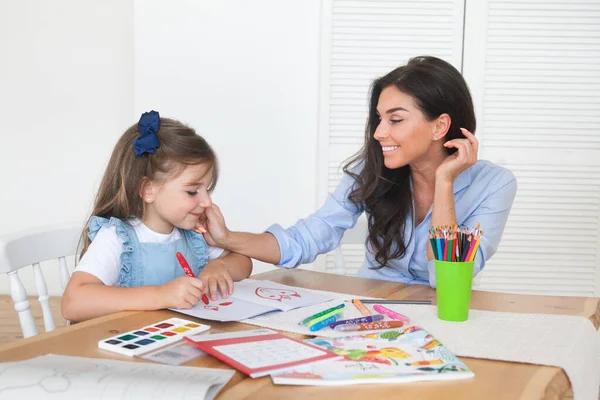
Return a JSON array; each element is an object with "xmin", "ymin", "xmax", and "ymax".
[{"xmin": 98, "ymin": 317, "xmax": 210, "ymax": 356}]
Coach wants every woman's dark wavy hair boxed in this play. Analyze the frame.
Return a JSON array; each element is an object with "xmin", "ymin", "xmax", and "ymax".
[{"xmin": 343, "ymin": 56, "xmax": 476, "ymax": 268}]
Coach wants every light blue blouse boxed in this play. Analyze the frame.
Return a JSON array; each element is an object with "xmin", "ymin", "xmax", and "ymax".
[{"xmin": 266, "ymin": 160, "xmax": 517, "ymax": 287}]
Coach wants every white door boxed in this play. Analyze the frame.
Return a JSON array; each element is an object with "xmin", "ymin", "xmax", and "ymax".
[{"xmin": 462, "ymin": 0, "xmax": 600, "ymax": 296}]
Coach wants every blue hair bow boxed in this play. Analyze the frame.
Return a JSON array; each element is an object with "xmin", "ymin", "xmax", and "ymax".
[{"xmin": 133, "ymin": 110, "xmax": 161, "ymax": 157}]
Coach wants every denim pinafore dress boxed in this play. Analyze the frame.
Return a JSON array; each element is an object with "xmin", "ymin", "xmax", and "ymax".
[{"xmin": 88, "ymin": 217, "xmax": 208, "ymax": 287}]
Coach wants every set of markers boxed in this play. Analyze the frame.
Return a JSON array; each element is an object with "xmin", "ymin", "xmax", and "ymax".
[
  {"xmin": 429, "ymin": 223, "xmax": 484, "ymax": 262},
  {"xmin": 299, "ymin": 298, "xmax": 429, "ymax": 333}
]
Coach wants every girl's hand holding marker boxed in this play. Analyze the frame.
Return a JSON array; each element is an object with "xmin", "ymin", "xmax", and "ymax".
[{"xmin": 176, "ymin": 252, "xmax": 209, "ymax": 305}]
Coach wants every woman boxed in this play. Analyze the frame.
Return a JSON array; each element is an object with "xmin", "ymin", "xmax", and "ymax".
[{"xmin": 197, "ymin": 56, "xmax": 517, "ymax": 287}]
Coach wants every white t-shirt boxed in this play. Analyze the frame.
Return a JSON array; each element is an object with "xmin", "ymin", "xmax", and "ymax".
[{"xmin": 75, "ymin": 218, "xmax": 224, "ymax": 286}]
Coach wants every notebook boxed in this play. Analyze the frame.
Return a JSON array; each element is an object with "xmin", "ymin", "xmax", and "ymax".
[
  {"xmin": 184, "ymin": 329, "xmax": 342, "ymax": 378},
  {"xmin": 270, "ymin": 325, "xmax": 474, "ymax": 385},
  {"xmin": 171, "ymin": 279, "xmax": 335, "ymax": 322},
  {"xmin": 0, "ymin": 354, "xmax": 234, "ymax": 400}
]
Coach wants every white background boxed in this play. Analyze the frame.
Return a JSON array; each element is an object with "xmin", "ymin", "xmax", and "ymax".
[
  {"xmin": 2, "ymin": 0, "xmax": 599, "ymax": 297},
  {"xmin": 0, "ymin": 0, "xmax": 322, "ymax": 294}
]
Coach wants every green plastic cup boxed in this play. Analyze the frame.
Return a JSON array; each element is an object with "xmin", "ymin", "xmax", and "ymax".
[{"xmin": 435, "ymin": 260, "xmax": 474, "ymax": 322}]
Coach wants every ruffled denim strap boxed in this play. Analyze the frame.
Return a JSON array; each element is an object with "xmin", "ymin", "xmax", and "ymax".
[
  {"xmin": 88, "ymin": 216, "xmax": 136, "ymax": 287},
  {"xmin": 183, "ymin": 230, "xmax": 209, "ymax": 275}
]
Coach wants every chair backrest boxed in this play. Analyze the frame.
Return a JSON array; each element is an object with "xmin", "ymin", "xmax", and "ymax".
[
  {"xmin": 0, "ymin": 224, "xmax": 81, "ymax": 338},
  {"xmin": 333, "ymin": 219, "xmax": 368, "ymax": 275}
]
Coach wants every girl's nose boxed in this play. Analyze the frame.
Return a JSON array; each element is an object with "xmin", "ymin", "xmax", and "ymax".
[{"xmin": 198, "ymin": 188, "xmax": 212, "ymax": 208}]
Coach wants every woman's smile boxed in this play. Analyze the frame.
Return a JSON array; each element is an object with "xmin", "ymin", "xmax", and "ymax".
[{"xmin": 381, "ymin": 145, "xmax": 400, "ymax": 155}]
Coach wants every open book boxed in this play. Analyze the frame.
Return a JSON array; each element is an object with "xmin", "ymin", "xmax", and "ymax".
[
  {"xmin": 171, "ymin": 279, "xmax": 334, "ymax": 321},
  {"xmin": 0, "ymin": 354, "xmax": 234, "ymax": 400},
  {"xmin": 271, "ymin": 325, "xmax": 474, "ymax": 385}
]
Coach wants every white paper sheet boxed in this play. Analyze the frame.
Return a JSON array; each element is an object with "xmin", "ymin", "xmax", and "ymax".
[
  {"xmin": 138, "ymin": 343, "xmax": 207, "ymax": 366},
  {"xmin": 231, "ymin": 279, "xmax": 334, "ymax": 311},
  {"xmin": 172, "ymin": 295, "xmax": 276, "ymax": 322},
  {"xmin": 0, "ymin": 354, "xmax": 234, "ymax": 400},
  {"xmin": 170, "ymin": 279, "xmax": 335, "ymax": 321}
]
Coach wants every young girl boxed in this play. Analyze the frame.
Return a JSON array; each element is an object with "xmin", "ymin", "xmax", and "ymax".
[
  {"xmin": 196, "ymin": 56, "xmax": 517, "ymax": 287},
  {"xmin": 62, "ymin": 111, "xmax": 252, "ymax": 322}
]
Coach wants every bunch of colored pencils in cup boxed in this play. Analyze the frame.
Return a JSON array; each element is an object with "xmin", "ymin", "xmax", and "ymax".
[
  {"xmin": 299, "ymin": 298, "xmax": 431, "ymax": 332},
  {"xmin": 429, "ymin": 224, "xmax": 483, "ymax": 262}
]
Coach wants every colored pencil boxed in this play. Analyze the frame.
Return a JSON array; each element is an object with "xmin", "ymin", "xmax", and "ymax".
[
  {"xmin": 429, "ymin": 225, "xmax": 484, "ymax": 262},
  {"xmin": 349, "ymin": 299, "xmax": 431, "ymax": 305}
]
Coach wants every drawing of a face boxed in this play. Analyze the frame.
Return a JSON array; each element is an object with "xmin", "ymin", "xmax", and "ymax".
[
  {"xmin": 203, "ymin": 302, "xmax": 231, "ymax": 312},
  {"xmin": 255, "ymin": 288, "xmax": 302, "ymax": 302}
]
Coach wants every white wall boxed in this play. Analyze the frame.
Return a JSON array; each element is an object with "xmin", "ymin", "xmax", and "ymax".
[
  {"xmin": 134, "ymin": 0, "xmax": 322, "ymax": 274},
  {"xmin": 0, "ymin": 0, "xmax": 322, "ymax": 294},
  {"xmin": 0, "ymin": 0, "xmax": 134, "ymax": 295}
]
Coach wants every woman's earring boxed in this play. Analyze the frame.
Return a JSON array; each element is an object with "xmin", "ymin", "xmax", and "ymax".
[{"xmin": 433, "ymin": 136, "xmax": 439, "ymax": 141}]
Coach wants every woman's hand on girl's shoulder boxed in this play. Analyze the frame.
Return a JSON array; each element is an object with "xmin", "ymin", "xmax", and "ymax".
[
  {"xmin": 158, "ymin": 276, "xmax": 204, "ymax": 309},
  {"xmin": 435, "ymin": 128, "xmax": 478, "ymax": 183},
  {"xmin": 195, "ymin": 204, "xmax": 231, "ymax": 247}
]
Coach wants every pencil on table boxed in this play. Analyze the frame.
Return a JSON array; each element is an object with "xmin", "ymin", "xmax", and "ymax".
[{"xmin": 356, "ymin": 299, "xmax": 431, "ymax": 305}]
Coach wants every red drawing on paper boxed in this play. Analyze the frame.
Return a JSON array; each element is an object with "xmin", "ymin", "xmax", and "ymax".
[
  {"xmin": 204, "ymin": 302, "xmax": 232, "ymax": 312},
  {"xmin": 255, "ymin": 288, "xmax": 302, "ymax": 302}
]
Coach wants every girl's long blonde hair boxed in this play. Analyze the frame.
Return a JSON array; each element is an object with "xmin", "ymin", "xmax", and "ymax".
[{"xmin": 78, "ymin": 117, "xmax": 218, "ymax": 258}]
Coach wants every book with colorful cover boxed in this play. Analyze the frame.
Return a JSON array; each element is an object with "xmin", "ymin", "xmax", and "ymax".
[{"xmin": 271, "ymin": 325, "xmax": 474, "ymax": 385}]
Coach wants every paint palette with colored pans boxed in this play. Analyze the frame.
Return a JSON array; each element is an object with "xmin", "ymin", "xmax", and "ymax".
[{"xmin": 98, "ymin": 317, "xmax": 210, "ymax": 357}]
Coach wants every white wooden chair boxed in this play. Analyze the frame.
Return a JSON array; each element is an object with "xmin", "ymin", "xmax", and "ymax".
[{"xmin": 0, "ymin": 224, "xmax": 80, "ymax": 338}]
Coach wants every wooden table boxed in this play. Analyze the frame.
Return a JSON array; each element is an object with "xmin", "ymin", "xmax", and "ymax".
[{"xmin": 0, "ymin": 269, "xmax": 598, "ymax": 399}]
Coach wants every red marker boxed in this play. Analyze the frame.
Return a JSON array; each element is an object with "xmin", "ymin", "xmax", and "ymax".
[{"xmin": 176, "ymin": 252, "xmax": 209, "ymax": 305}]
